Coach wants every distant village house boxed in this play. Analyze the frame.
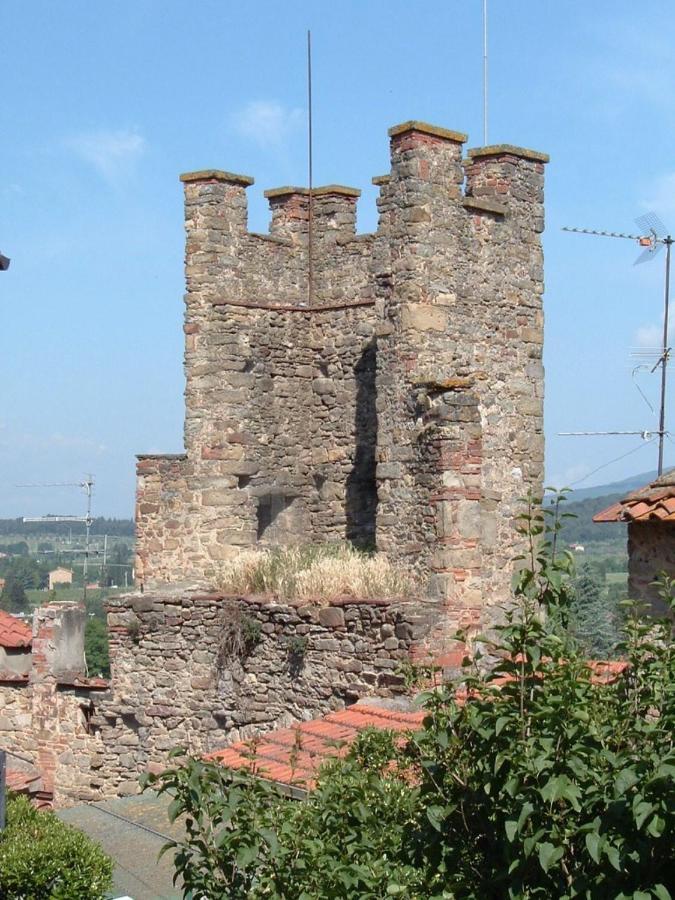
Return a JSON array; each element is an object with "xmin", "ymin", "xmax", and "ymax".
[{"xmin": 48, "ymin": 567, "xmax": 73, "ymax": 590}]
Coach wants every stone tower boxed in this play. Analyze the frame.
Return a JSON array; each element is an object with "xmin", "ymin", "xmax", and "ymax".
[{"xmin": 135, "ymin": 120, "xmax": 548, "ymax": 637}]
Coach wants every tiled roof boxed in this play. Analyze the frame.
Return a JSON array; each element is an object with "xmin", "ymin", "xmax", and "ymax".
[
  {"xmin": 594, "ymin": 469, "xmax": 675, "ymax": 523},
  {"xmin": 0, "ymin": 609, "xmax": 32, "ymax": 648},
  {"xmin": 206, "ymin": 704, "xmax": 426, "ymax": 792}
]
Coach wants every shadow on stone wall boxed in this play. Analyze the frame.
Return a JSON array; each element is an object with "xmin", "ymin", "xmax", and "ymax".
[{"xmin": 346, "ymin": 338, "xmax": 378, "ymax": 550}]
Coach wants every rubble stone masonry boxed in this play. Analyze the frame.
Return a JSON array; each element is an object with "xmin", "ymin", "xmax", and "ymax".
[{"xmin": 136, "ymin": 119, "xmax": 548, "ymax": 641}]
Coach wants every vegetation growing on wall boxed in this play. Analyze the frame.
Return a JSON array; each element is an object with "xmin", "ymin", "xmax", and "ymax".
[
  {"xmin": 147, "ymin": 497, "xmax": 675, "ymax": 899},
  {"xmin": 217, "ymin": 543, "xmax": 416, "ymax": 601}
]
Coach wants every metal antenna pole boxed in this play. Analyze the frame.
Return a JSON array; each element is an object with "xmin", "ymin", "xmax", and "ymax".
[
  {"xmin": 657, "ymin": 237, "xmax": 672, "ymax": 475},
  {"xmin": 307, "ymin": 29, "xmax": 314, "ymax": 306},
  {"xmin": 563, "ymin": 217, "xmax": 672, "ymax": 474},
  {"xmin": 483, "ymin": 0, "xmax": 488, "ymax": 145}
]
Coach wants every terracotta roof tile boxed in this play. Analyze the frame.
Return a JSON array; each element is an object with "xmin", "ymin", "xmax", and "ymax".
[
  {"xmin": 0, "ymin": 610, "xmax": 32, "ymax": 648},
  {"xmin": 594, "ymin": 470, "xmax": 675, "ymax": 523}
]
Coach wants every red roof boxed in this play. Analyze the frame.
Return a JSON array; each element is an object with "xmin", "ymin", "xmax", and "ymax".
[
  {"xmin": 0, "ymin": 610, "xmax": 32, "ymax": 648},
  {"xmin": 206, "ymin": 704, "xmax": 425, "ymax": 791},
  {"xmin": 594, "ymin": 470, "xmax": 675, "ymax": 523}
]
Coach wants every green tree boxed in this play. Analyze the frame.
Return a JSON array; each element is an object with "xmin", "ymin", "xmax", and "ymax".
[
  {"xmin": 85, "ymin": 616, "xmax": 110, "ymax": 677},
  {"xmin": 571, "ymin": 563, "xmax": 619, "ymax": 657},
  {"xmin": 0, "ymin": 575, "xmax": 28, "ymax": 614}
]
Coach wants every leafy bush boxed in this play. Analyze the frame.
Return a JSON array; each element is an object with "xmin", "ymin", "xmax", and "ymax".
[
  {"xmin": 0, "ymin": 794, "xmax": 113, "ymax": 899},
  {"xmin": 147, "ymin": 495, "xmax": 675, "ymax": 899}
]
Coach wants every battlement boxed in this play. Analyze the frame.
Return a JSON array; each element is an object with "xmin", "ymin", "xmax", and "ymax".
[{"xmin": 179, "ymin": 120, "xmax": 548, "ymax": 309}]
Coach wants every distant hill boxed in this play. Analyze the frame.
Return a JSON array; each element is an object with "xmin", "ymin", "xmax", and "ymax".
[
  {"xmin": 554, "ymin": 493, "xmax": 626, "ymax": 545},
  {"xmin": 567, "ymin": 470, "xmax": 656, "ymax": 502},
  {"xmin": 0, "ymin": 517, "xmax": 134, "ymax": 537}
]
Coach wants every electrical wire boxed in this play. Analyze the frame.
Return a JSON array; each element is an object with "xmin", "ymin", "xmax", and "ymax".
[{"xmin": 564, "ymin": 436, "xmax": 659, "ymax": 489}]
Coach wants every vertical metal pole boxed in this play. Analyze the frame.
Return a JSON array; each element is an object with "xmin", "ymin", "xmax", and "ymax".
[
  {"xmin": 657, "ymin": 238, "xmax": 672, "ymax": 476},
  {"xmin": 483, "ymin": 0, "xmax": 488, "ymax": 146},
  {"xmin": 307, "ymin": 29, "xmax": 314, "ymax": 306},
  {"xmin": 82, "ymin": 476, "xmax": 93, "ymax": 602},
  {"xmin": 0, "ymin": 749, "xmax": 6, "ymax": 831}
]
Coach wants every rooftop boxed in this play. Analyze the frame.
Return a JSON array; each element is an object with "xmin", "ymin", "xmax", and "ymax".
[{"xmin": 594, "ymin": 468, "xmax": 675, "ymax": 523}]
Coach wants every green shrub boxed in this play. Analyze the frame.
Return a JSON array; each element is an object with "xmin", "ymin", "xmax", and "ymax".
[{"xmin": 0, "ymin": 794, "xmax": 113, "ymax": 899}]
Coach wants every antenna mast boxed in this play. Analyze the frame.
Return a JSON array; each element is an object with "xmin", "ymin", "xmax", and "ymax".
[
  {"xmin": 482, "ymin": 0, "xmax": 488, "ymax": 145},
  {"xmin": 307, "ymin": 29, "xmax": 314, "ymax": 305},
  {"xmin": 563, "ymin": 216, "xmax": 673, "ymax": 476},
  {"xmin": 21, "ymin": 474, "xmax": 95, "ymax": 601}
]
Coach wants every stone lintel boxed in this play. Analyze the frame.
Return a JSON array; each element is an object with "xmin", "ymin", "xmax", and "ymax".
[
  {"xmin": 179, "ymin": 170, "xmax": 254, "ymax": 186},
  {"xmin": 372, "ymin": 175, "xmax": 391, "ymax": 186},
  {"xmin": 462, "ymin": 196, "xmax": 507, "ymax": 216},
  {"xmin": 388, "ymin": 121, "xmax": 468, "ymax": 144},
  {"xmin": 264, "ymin": 185, "xmax": 361, "ymax": 199},
  {"xmin": 467, "ymin": 144, "xmax": 550, "ymax": 164}
]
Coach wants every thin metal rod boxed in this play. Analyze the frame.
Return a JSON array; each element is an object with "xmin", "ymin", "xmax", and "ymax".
[
  {"xmin": 483, "ymin": 0, "xmax": 488, "ymax": 145},
  {"xmin": 562, "ymin": 226, "xmax": 648, "ymax": 242},
  {"xmin": 658, "ymin": 238, "xmax": 672, "ymax": 475},
  {"xmin": 559, "ymin": 431, "xmax": 664, "ymax": 436},
  {"xmin": 307, "ymin": 29, "xmax": 314, "ymax": 306}
]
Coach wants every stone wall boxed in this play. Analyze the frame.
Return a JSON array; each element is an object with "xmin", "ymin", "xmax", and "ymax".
[
  {"xmin": 627, "ymin": 522, "xmax": 675, "ymax": 615},
  {"xmin": 135, "ymin": 118, "xmax": 549, "ymax": 641}
]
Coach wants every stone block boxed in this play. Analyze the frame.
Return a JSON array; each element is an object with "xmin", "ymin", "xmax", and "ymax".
[{"xmin": 318, "ymin": 607, "xmax": 345, "ymax": 628}]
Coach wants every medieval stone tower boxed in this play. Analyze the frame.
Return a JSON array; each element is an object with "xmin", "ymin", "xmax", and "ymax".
[{"xmin": 135, "ymin": 120, "xmax": 548, "ymax": 637}]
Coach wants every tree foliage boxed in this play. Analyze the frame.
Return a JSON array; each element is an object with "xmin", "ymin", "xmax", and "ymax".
[
  {"xmin": 146, "ymin": 495, "xmax": 675, "ymax": 899},
  {"xmin": 571, "ymin": 563, "xmax": 622, "ymax": 658},
  {"xmin": 0, "ymin": 575, "xmax": 29, "ymax": 613}
]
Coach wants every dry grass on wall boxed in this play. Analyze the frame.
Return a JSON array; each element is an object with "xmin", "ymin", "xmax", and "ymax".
[{"xmin": 216, "ymin": 544, "xmax": 416, "ymax": 602}]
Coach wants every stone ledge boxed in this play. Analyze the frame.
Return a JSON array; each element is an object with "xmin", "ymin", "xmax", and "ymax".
[
  {"xmin": 467, "ymin": 144, "xmax": 549, "ymax": 164},
  {"xmin": 372, "ymin": 175, "xmax": 391, "ymax": 186},
  {"xmin": 212, "ymin": 298, "xmax": 376, "ymax": 313},
  {"xmin": 180, "ymin": 169, "xmax": 254, "ymax": 186},
  {"xmin": 264, "ymin": 184, "xmax": 361, "ymax": 199},
  {"xmin": 249, "ymin": 232, "xmax": 294, "ymax": 247},
  {"xmin": 462, "ymin": 196, "xmax": 507, "ymax": 216},
  {"xmin": 136, "ymin": 453, "xmax": 188, "ymax": 461},
  {"xmin": 388, "ymin": 121, "xmax": 468, "ymax": 143}
]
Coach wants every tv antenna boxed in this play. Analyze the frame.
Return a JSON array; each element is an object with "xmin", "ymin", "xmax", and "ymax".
[
  {"xmin": 562, "ymin": 213, "xmax": 673, "ymax": 476},
  {"xmin": 20, "ymin": 475, "xmax": 95, "ymax": 600}
]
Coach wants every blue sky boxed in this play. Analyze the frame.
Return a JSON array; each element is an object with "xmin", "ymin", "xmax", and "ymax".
[{"xmin": 2, "ymin": 0, "xmax": 675, "ymax": 518}]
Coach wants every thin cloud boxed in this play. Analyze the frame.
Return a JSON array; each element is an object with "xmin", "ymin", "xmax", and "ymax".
[
  {"xmin": 66, "ymin": 128, "xmax": 146, "ymax": 180},
  {"xmin": 633, "ymin": 322, "xmax": 672, "ymax": 349},
  {"xmin": 642, "ymin": 172, "xmax": 675, "ymax": 221},
  {"xmin": 230, "ymin": 100, "xmax": 304, "ymax": 149}
]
